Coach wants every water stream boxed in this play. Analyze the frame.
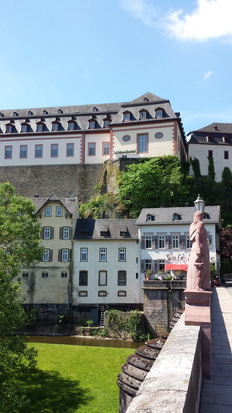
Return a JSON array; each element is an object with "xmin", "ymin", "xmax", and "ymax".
[{"xmin": 28, "ymin": 335, "xmax": 142, "ymax": 348}]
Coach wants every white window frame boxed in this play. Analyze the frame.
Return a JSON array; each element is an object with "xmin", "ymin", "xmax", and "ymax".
[
  {"xmin": 158, "ymin": 235, "xmax": 165, "ymax": 249},
  {"xmin": 80, "ymin": 248, "xmax": 88, "ymax": 262},
  {"xmin": 145, "ymin": 235, "xmax": 152, "ymax": 249},
  {"xmin": 172, "ymin": 235, "xmax": 179, "ymax": 249},
  {"xmin": 99, "ymin": 248, "xmax": 107, "ymax": 262},
  {"xmin": 66, "ymin": 143, "xmax": 74, "ymax": 156},
  {"xmin": 145, "ymin": 259, "xmax": 152, "ymax": 270},
  {"xmin": 45, "ymin": 206, "xmax": 52, "ymax": 217},
  {"xmin": 118, "ymin": 248, "xmax": 126, "ymax": 262},
  {"xmin": 51, "ymin": 144, "xmax": 58, "ymax": 157},
  {"xmin": 43, "ymin": 226, "xmax": 51, "ymax": 240},
  {"xmin": 56, "ymin": 206, "xmax": 63, "ymax": 217},
  {"xmin": 61, "ymin": 249, "xmax": 69, "ymax": 262},
  {"xmin": 42, "ymin": 249, "xmax": 50, "ymax": 262},
  {"xmin": 63, "ymin": 227, "xmax": 70, "ymax": 240}
]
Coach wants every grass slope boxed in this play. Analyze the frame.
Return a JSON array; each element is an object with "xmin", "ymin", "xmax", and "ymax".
[{"xmin": 26, "ymin": 343, "xmax": 132, "ymax": 413}]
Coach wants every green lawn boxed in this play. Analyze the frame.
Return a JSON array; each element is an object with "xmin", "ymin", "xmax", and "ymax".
[{"xmin": 25, "ymin": 343, "xmax": 133, "ymax": 413}]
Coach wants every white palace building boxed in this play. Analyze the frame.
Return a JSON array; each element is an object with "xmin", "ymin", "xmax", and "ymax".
[{"xmin": 0, "ymin": 92, "xmax": 187, "ymax": 166}]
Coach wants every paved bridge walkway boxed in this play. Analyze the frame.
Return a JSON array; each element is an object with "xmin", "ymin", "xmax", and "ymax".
[{"xmin": 200, "ymin": 285, "xmax": 232, "ymax": 412}]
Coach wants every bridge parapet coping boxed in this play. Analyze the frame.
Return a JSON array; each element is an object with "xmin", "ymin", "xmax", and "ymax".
[{"xmin": 126, "ymin": 314, "xmax": 202, "ymax": 413}]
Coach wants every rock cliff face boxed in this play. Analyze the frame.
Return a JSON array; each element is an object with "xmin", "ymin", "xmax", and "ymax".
[{"xmin": 0, "ymin": 164, "xmax": 103, "ymax": 201}]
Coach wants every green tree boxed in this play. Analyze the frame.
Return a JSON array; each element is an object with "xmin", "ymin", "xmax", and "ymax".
[
  {"xmin": 0, "ymin": 183, "xmax": 43, "ymax": 412},
  {"xmin": 118, "ymin": 156, "xmax": 191, "ymax": 217}
]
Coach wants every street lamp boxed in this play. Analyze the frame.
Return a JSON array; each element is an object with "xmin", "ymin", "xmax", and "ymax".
[{"xmin": 194, "ymin": 194, "xmax": 205, "ymax": 213}]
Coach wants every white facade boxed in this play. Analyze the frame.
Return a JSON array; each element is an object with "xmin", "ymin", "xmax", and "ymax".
[
  {"xmin": 188, "ymin": 123, "xmax": 232, "ymax": 182},
  {"xmin": 188, "ymin": 142, "xmax": 232, "ymax": 182},
  {"xmin": 0, "ymin": 92, "xmax": 187, "ymax": 166},
  {"xmin": 73, "ymin": 219, "xmax": 141, "ymax": 307},
  {"xmin": 136, "ymin": 206, "xmax": 221, "ymax": 278}
]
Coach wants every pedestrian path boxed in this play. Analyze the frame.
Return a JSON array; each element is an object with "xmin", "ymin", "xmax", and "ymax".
[{"xmin": 200, "ymin": 286, "xmax": 232, "ymax": 413}]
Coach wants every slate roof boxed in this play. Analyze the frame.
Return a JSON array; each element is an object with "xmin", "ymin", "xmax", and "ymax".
[
  {"xmin": 188, "ymin": 123, "xmax": 232, "ymax": 145},
  {"xmin": 0, "ymin": 92, "xmax": 183, "ymax": 134},
  {"xmin": 74, "ymin": 219, "xmax": 138, "ymax": 240},
  {"xmin": 136, "ymin": 206, "xmax": 221, "ymax": 226},
  {"xmin": 31, "ymin": 193, "xmax": 78, "ymax": 214}
]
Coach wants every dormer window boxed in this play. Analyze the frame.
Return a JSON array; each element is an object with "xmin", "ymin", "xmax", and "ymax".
[
  {"xmin": 103, "ymin": 116, "xmax": 111, "ymax": 128},
  {"xmin": 89, "ymin": 117, "xmax": 96, "ymax": 129},
  {"xmin": 68, "ymin": 120, "xmax": 76, "ymax": 130},
  {"xmin": 21, "ymin": 123, "xmax": 29, "ymax": 132},
  {"xmin": 93, "ymin": 107, "xmax": 98, "ymax": 112},
  {"xmin": 36, "ymin": 122, "xmax": 44, "ymax": 132},
  {"xmin": 28, "ymin": 111, "xmax": 33, "ymax": 116},
  {"xmin": 123, "ymin": 111, "xmax": 131, "ymax": 121},
  {"xmin": 139, "ymin": 110, "xmax": 148, "ymax": 120},
  {"xmin": 173, "ymin": 213, "xmax": 182, "ymax": 221},
  {"xmin": 58, "ymin": 109, "xmax": 63, "ymax": 114},
  {"xmin": 143, "ymin": 97, "xmax": 149, "ymax": 102},
  {"xmin": 100, "ymin": 228, "xmax": 111, "ymax": 237},
  {"xmin": 52, "ymin": 121, "xmax": 60, "ymax": 131},
  {"xmin": 146, "ymin": 214, "xmax": 155, "ymax": 221},
  {"xmin": 43, "ymin": 110, "xmax": 48, "ymax": 115},
  {"xmin": 0, "ymin": 113, "xmax": 4, "ymax": 117},
  {"xmin": 6, "ymin": 123, "xmax": 14, "ymax": 133},
  {"xmin": 204, "ymin": 212, "xmax": 211, "ymax": 219},
  {"xmin": 13, "ymin": 112, "xmax": 18, "ymax": 117},
  {"xmin": 155, "ymin": 109, "xmax": 163, "ymax": 118}
]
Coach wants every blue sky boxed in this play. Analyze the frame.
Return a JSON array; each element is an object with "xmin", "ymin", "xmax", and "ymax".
[{"xmin": 0, "ymin": 0, "xmax": 232, "ymax": 134}]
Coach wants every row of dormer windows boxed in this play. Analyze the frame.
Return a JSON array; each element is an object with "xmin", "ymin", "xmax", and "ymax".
[
  {"xmin": 2, "ymin": 118, "xmax": 111, "ymax": 133},
  {"xmin": 122, "ymin": 108, "xmax": 166, "ymax": 122},
  {"xmin": 0, "ymin": 108, "xmax": 167, "ymax": 133}
]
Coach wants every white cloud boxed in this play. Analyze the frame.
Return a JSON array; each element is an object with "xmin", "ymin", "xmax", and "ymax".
[
  {"xmin": 165, "ymin": 0, "xmax": 232, "ymax": 41},
  {"xmin": 204, "ymin": 71, "xmax": 213, "ymax": 79},
  {"xmin": 120, "ymin": 0, "xmax": 232, "ymax": 42},
  {"xmin": 119, "ymin": 0, "xmax": 158, "ymax": 28}
]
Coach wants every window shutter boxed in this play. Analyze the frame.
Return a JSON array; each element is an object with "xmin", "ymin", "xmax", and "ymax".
[
  {"xmin": 69, "ymin": 227, "xmax": 72, "ymax": 239},
  {"xmin": 141, "ymin": 260, "xmax": 145, "ymax": 273},
  {"xmin": 166, "ymin": 235, "xmax": 171, "ymax": 249},
  {"xmin": 180, "ymin": 235, "xmax": 186, "ymax": 249},
  {"xmin": 141, "ymin": 236, "xmax": 145, "ymax": 249},
  {"xmin": 50, "ymin": 227, "xmax": 54, "ymax": 239},
  {"xmin": 49, "ymin": 249, "xmax": 53, "ymax": 262},
  {"xmin": 152, "ymin": 236, "xmax": 158, "ymax": 249},
  {"xmin": 68, "ymin": 249, "xmax": 72, "ymax": 262},
  {"xmin": 58, "ymin": 249, "xmax": 61, "ymax": 262},
  {"xmin": 59, "ymin": 227, "xmax": 63, "ymax": 239},
  {"xmin": 41, "ymin": 229, "xmax": 44, "ymax": 239},
  {"xmin": 154, "ymin": 260, "xmax": 159, "ymax": 273}
]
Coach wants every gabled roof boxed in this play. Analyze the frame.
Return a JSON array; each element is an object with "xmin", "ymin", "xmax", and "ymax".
[
  {"xmin": 74, "ymin": 219, "xmax": 138, "ymax": 240},
  {"xmin": 191, "ymin": 123, "xmax": 232, "ymax": 134},
  {"xmin": 31, "ymin": 193, "xmax": 78, "ymax": 214},
  {"xmin": 136, "ymin": 206, "xmax": 221, "ymax": 226}
]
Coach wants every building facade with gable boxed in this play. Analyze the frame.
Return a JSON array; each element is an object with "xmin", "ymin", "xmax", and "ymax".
[
  {"xmin": 20, "ymin": 194, "xmax": 78, "ymax": 305},
  {"xmin": 136, "ymin": 206, "xmax": 221, "ymax": 279},
  {"xmin": 72, "ymin": 219, "xmax": 141, "ymax": 323},
  {"xmin": 0, "ymin": 92, "xmax": 187, "ymax": 167},
  {"xmin": 188, "ymin": 123, "xmax": 232, "ymax": 181}
]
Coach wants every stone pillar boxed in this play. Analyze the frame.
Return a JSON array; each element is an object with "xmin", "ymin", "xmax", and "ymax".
[
  {"xmin": 143, "ymin": 280, "xmax": 185, "ymax": 337},
  {"xmin": 185, "ymin": 289, "xmax": 212, "ymax": 378}
]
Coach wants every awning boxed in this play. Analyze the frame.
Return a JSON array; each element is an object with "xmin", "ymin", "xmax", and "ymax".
[{"xmin": 164, "ymin": 264, "xmax": 188, "ymax": 272}]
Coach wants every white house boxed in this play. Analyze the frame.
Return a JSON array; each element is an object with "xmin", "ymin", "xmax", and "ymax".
[
  {"xmin": 188, "ymin": 123, "xmax": 232, "ymax": 182},
  {"xmin": 73, "ymin": 219, "xmax": 141, "ymax": 323},
  {"xmin": 0, "ymin": 92, "xmax": 187, "ymax": 167},
  {"xmin": 136, "ymin": 206, "xmax": 221, "ymax": 279}
]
